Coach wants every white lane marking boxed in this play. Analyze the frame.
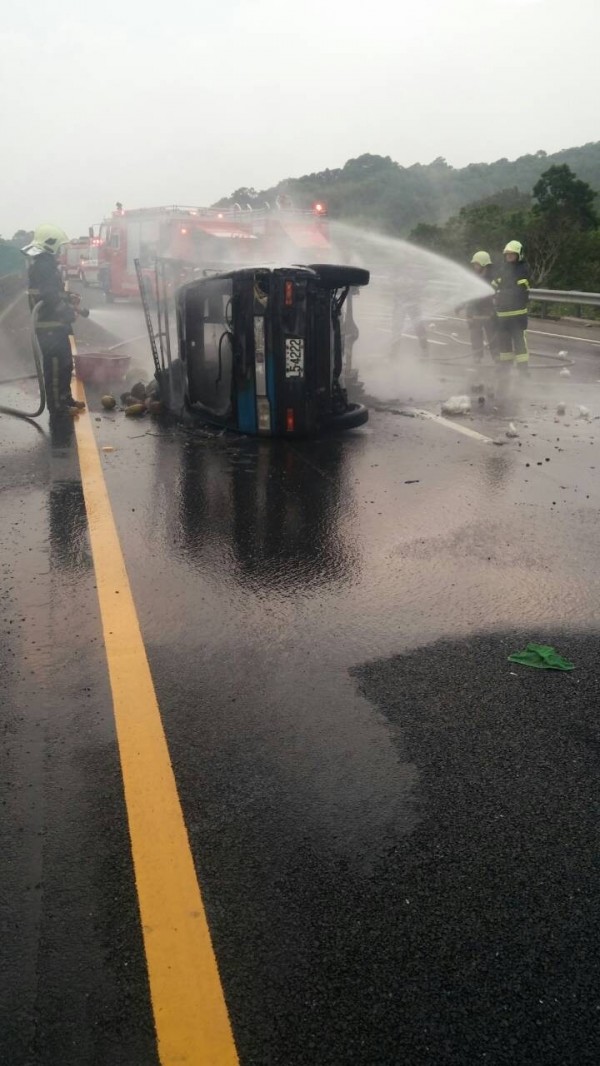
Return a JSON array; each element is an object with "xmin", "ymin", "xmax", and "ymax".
[
  {"xmin": 403, "ymin": 333, "xmax": 447, "ymax": 346},
  {"xmin": 404, "ymin": 407, "xmax": 495, "ymax": 443},
  {"xmin": 443, "ymin": 314, "xmax": 600, "ymax": 347},
  {"xmin": 527, "ymin": 329, "xmax": 600, "ymax": 346},
  {"xmin": 373, "ymin": 326, "xmax": 446, "ymax": 346}
]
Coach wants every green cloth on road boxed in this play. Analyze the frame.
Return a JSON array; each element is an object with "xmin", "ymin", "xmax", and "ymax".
[{"xmin": 508, "ymin": 643, "xmax": 575, "ymax": 671}]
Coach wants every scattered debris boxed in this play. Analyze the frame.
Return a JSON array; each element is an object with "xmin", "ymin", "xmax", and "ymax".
[
  {"xmin": 506, "ymin": 422, "xmax": 519, "ymax": 438},
  {"xmin": 441, "ymin": 395, "xmax": 471, "ymax": 416},
  {"xmin": 101, "ymin": 445, "xmax": 115, "ymax": 453},
  {"xmin": 577, "ymin": 405, "xmax": 590, "ymax": 418},
  {"xmin": 558, "ymin": 350, "xmax": 568, "ymax": 357},
  {"xmin": 556, "ymin": 402, "xmax": 566, "ymax": 415},
  {"xmin": 130, "ymin": 381, "xmax": 148, "ymax": 401},
  {"xmin": 404, "ymin": 479, "xmax": 420, "ymax": 484},
  {"xmin": 559, "ymin": 367, "xmax": 571, "ymax": 377},
  {"xmin": 508, "ymin": 643, "xmax": 575, "ymax": 671},
  {"xmin": 477, "ymin": 395, "xmax": 485, "ymax": 406}
]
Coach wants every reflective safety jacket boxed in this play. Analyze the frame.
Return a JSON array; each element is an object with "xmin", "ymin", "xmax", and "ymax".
[
  {"xmin": 27, "ymin": 252, "xmax": 76, "ymax": 330},
  {"xmin": 494, "ymin": 259, "xmax": 530, "ymax": 318}
]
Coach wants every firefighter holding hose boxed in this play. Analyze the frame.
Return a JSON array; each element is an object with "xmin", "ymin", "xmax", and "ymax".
[
  {"xmin": 495, "ymin": 240, "xmax": 531, "ymax": 371},
  {"xmin": 22, "ymin": 225, "xmax": 87, "ymax": 415},
  {"xmin": 465, "ymin": 251, "xmax": 499, "ymax": 363}
]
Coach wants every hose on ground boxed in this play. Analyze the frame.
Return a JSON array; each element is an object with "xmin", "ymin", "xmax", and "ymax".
[
  {"xmin": 0, "ymin": 302, "xmax": 46, "ymax": 420},
  {"xmin": 420, "ymin": 325, "xmax": 576, "ymax": 370}
]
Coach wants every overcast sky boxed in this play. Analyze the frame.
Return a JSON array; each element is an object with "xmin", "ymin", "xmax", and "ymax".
[{"xmin": 1, "ymin": 0, "xmax": 598, "ymax": 236}]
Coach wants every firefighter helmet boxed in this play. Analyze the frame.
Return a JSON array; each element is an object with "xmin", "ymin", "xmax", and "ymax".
[
  {"xmin": 471, "ymin": 251, "xmax": 492, "ymax": 268},
  {"xmin": 503, "ymin": 240, "xmax": 523, "ymax": 258},
  {"xmin": 30, "ymin": 224, "xmax": 70, "ymax": 255}
]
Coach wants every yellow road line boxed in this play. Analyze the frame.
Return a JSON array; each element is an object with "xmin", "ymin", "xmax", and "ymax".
[{"xmin": 72, "ymin": 377, "xmax": 239, "ymax": 1066}]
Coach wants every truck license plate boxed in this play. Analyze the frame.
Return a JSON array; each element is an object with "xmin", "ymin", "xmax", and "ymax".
[{"xmin": 285, "ymin": 337, "xmax": 304, "ymax": 378}]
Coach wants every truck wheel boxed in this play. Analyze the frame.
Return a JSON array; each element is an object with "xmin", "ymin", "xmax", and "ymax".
[
  {"xmin": 309, "ymin": 264, "xmax": 370, "ymax": 288},
  {"xmin": 328, "ymin": 402, "xmax": 369, "ymax": 431}
]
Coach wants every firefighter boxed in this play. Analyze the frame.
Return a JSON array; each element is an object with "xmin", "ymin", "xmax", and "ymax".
[
  {"xmin": 495, "ymin": 240, "xmax": 531, "ymax": 370},
  {"xmin": 22, "ymin": 225, "xmax": 86, "ymax": 414},
  {"xmin": 465, "ymin": 251, "xmax": 499, "ymax": 363}
]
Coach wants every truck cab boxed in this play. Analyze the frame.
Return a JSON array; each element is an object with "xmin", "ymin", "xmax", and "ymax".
[{"xmin": 141, "ymin": 261, "xmax": 369, "ymax": 437}]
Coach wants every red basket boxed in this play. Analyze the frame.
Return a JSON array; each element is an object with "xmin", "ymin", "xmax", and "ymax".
[{"xmin": 73, "ymin": 351, "xmax": 131, "ymax": 385}]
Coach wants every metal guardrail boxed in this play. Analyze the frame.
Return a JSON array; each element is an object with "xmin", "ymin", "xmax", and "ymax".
[{"xmin": 530, "ymin": 289, "xmax": 600, "ymax": 307}]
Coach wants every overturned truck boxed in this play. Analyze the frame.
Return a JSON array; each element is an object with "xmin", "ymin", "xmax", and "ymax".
[{"xmin": 138, "ymin": 260, "xmax": 369, "ymax": 437}]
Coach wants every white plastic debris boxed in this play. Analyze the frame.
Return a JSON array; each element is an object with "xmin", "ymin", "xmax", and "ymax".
[
  {"xmin": 506, "ymin": 422, "xmax": 519, "ymax": 438},
  {"xmin": 556, "ymin": 402, "xmax": 566, "ymax": 415},
  {"xmin": 441, "ymin": 395, "xmax": 471, "ymax": 415},
  {"xmin": 558, "ymin": 350, "xmax": 568, "ymax": 357},
  {"xmin": 451, "ymin": 331, "xmax": 459, "ymax": 339},
  {"xmin": 559, "ymin": 367, "xmax": 571, "ymax": 377},
  {"xmin": 577, "ymin": 405, "xmax": 590, "ymax": 419}
]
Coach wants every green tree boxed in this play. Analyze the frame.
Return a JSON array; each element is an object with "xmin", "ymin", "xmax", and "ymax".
[
  {"xmin": 533, "ymin": 164, "xmax": 598, "ymax": 230},
  {"xmin": 11, "ymin": 229, "xmax": 34, "ymax": 244}
]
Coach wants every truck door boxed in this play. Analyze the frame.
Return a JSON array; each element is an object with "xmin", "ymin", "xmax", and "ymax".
[{"xmin": 183, "ymin": 277, "xmax": 235, "ymax": 421}]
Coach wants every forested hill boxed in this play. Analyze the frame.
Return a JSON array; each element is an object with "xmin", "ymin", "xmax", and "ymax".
[{"xmin": 215, "ymin": 142, "xmax": 600, "ymax": 235}]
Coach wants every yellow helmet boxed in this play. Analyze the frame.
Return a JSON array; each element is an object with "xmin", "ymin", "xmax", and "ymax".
[
  {"xmin": 503, "ymin": 240, "xmax": 523, "ymax": 258},
  {"xmin": 31, "ymin": 224, "xmax": 70, "ymax": 255},
  {"xmin": 471, "ymin": 251, "xmax": 492, "ymax": 268}
]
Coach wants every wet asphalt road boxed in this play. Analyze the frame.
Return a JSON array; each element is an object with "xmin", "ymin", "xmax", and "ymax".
[{"xmin": 1, "ymin": 288, "xmax": 600, "ymax": 1064}]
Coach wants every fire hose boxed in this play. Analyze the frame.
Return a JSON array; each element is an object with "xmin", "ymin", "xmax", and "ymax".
[{"xmin": 0, "ymin": 299, "xmax": 89, "ymax": 421}]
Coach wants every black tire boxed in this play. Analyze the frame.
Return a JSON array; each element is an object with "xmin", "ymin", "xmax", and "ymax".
[
  {"xmin": 309, "ymin": 264, "xmax": 370, "ymax": 288},
  {"xmin": 327, "ymin": 402, "xmax": 369, "ymax": 431}
]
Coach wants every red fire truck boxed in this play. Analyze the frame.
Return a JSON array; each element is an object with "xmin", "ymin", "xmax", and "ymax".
[
  {"xmin": 96, "ymin": 205, "xmax": 260, "ymax": 301},
  {"xmin": 95, "ymin": 202, "xmax": 331, "ymax": 302},
  {"xmin": 59, "ymin": 237, "xmax": 91, "ymax": 281}
]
